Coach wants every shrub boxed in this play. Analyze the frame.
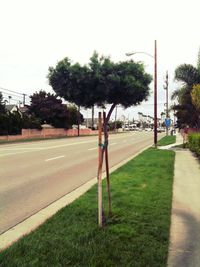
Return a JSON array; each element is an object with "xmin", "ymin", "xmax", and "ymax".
[{"xmin": 188, "ymin": 133, "xmax": 200, "ymax": 156}]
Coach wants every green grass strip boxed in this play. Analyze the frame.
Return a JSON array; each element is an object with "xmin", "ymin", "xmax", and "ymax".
[
  {"xmin": 0, "ymin": 148, "xmax": 175, "ymax": 267},
  {"xmin": 157, "ymin": 135, "xmax": 176, "ymax": 146}
]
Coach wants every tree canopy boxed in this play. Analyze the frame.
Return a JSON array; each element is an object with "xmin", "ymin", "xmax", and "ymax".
[
  {"xmin": 191, "ymin": 84, "xmax": 200, "ymax": 112},
  {"xmin": 48, "ymin": 52, "xmax": 152, "ymax": 122},
  {"xmin": 173, "ymin": 52, "xmax": 200, "ymax": 129},
  {"xmin": 28, "ymin": 90, "xmax": 83, "ymax": 128},
  {"xmin": 29, "ymin": 90, "xmax": 69, "ymax": 128},
  {"xmin": 0, "ymin": 92, "xmax": 6, "ymax": 114}
]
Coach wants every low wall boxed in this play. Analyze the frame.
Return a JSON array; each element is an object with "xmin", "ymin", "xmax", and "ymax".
[{"xmin": 0, "ymin": 128, "xmax": 98, "ymax": 141}]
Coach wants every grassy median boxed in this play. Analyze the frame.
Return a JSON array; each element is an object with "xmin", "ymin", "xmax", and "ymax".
[
  {"xmin": 0, "ymin": 148, "xmax": 175, "ymax": 267},
  {"xmin": 157, "ymin": 135, "xmax": 176, "ymax": 146}
]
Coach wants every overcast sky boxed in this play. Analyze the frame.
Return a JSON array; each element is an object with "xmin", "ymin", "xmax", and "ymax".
[{"xmin": 0, "ymin": 0, "xmax": 200, "ymax": 120}]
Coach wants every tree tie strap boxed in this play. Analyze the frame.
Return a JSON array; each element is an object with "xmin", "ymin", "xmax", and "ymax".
[{"xmin": 98, "ymin": 141, "xmax": 108, "ymax": 149}]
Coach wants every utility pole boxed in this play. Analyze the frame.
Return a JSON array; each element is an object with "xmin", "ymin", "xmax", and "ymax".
[
  {"xmin": 23, "ymin": 93, "xmax": 26, "ymax": 106},
  {"xmin": 164, "ymin": 71, "xmax": 169, "ymax": 135},
  {"xmin": 8, "ymin": 95, "xmax": 12, "ymax": 104},
  {"xmin": 154, "ymin": 40, "xmax": 158, "ymax": 146}
]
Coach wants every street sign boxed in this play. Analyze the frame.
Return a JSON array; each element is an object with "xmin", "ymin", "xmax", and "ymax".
[{"xmin": 165, "ymin": 118, "xmax": 171, "ymax": 127}]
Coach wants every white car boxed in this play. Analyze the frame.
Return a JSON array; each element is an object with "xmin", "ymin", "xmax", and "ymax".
[{"xmin": 145, "ymin": 128, "xmax": 152, "ymax": 131}]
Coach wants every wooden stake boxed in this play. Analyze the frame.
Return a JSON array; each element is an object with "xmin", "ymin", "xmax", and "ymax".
[
  {"xmin": 97, "ymin": 112, "xmax": 103, "ymax": 227},
  {"xmin": 103, "ymin": 112, "xmax": 112, "ymax": 216}
]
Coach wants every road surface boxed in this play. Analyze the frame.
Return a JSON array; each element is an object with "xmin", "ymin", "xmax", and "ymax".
[{"xmin": 0, "ymin": 132, "xmax": 162, "ymax": 234}]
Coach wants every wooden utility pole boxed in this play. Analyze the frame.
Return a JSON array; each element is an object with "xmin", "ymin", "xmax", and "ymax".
[
  {"xmin": 154, "ymin": 40, "xmax": 158, "ymax": 147},
  {"xmin": 23, "ymin": 93, "xmax": 26, "ymax": 106}
]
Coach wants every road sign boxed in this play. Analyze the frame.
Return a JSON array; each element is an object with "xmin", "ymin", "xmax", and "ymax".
[{"xmin": 165, "ymin": 118, "xmax": 171, "ymax": 127}]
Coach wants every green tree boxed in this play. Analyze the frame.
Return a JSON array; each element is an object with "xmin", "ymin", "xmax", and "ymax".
[
  {"xmin": 29, "ymin": 90, "xmax": 69, "ymax": 128},
  {"xmin": 191, "ymin": 84, "xmax": 200, "ymax": 128},
  {"xmin": 0, "ymin": 111, "xmax": 22, "ymax": 135},
  {"xmin": 9, "ymin": 111, "xmax": 22, "ymax": 135},
  {"xmin": 191, "ymin": 84, "xmax": 200, "ymax": 111},
  {"xmin": 48, "ymin": 52, "xmax": 152, "ymax": 124},
  {"xmin": 67, "ymin": 104, "xmax": 84, "ymax": 127},
  {"xmin": 22, "ymin": 114, "xmax": 42, "ymax": 130},
  {"xmin": 108, "ymin": 120, "xmax": 123, "ymax": 131},
  {"xmin": 172, "ymin": 50, "xmax": 200, "ymax": 129},
  {"xmin": 0, "ymin": 92, "xmax": 6, "ymax": 114},
  {"xmin": 0, "ymin": 113, "xmax": 9, "ymax": 135},
  {"xmin": 48, "ymin": 52, "xmax": 152, "ymax": 222}
]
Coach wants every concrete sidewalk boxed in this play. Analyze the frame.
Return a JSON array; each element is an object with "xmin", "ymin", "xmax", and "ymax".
[{"xmin": 166, "ymin": 135, "xmax": 200, "ymax": 267}]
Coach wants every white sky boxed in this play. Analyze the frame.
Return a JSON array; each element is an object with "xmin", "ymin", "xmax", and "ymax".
[{"xmin": 0, "ymin": 0, "xmax": 200, "ymax": 120}]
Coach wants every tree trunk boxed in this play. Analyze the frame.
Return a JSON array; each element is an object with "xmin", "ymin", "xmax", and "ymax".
[
  {"xmin": 77, "ymin": 106, "xmax": 80, "ymax": 136},
  {"xmin": 92, "ymin": 106, "xmax": 94, "ymax": 129},
  {"xmin": 114, "ymin": 105, "xmax": 118, "ymax": 133}
]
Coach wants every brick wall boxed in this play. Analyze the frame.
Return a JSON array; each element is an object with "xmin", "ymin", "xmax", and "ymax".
[{"xmin": 0, "ymin": 128, "xmax": 98, "ymax": 141}]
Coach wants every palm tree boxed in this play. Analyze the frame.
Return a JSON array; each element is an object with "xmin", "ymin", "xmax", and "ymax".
[{"xmin": 172, "ymin": 50, "xmax": 200, "ymax": 129}]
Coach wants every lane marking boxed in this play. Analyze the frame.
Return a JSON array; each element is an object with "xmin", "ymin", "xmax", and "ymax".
[
  {"xmin": 110, "ymin": 143, "xmax": 117, "ymax": 146},
  {"xmin": 0, "ymin": 133, "xmax": 153, "ymax": 158},
  {"xmin": 45, "ymin": 155, "xmax": 65, "ymax": 162},
  {"xmin": 0, "ymin": 147, "xmax": 43, "ymax": 151},
  {"xmin": 88, "ymin": 147, "xmax": 97, "ymax": 151}
]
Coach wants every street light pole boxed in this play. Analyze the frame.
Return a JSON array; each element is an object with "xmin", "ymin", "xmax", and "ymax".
[{"xmin": 126, "ymin": 40, "xmax": 158, "ymax": 147}]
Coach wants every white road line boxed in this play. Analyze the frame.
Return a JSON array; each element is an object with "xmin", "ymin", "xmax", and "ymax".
[
  {"xmin": 45, "ymin": 155, "xmax": 65, "ymax": 162},
  {"xmin": 0, "ymin": 133, "xmax": 138, "ymax": 158},
  {"xmin": 0, "ymin": 147, "xmax": 43, "ymax": 151},
  {"xmin": 0, "ymin": 139, "xmax": 97, "ymax": 157},
  {"xmin": 110, "ymin": 143, "xmax": 117, "ymax": 146},
  {"xmin": 88, "ymin": 147, "xmax": 97, "ymax": 151}
]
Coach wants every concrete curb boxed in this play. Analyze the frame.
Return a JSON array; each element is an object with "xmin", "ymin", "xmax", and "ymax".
[{"xmin": 0, "ymin": 144, "xmax": 152, "ymax": 251}]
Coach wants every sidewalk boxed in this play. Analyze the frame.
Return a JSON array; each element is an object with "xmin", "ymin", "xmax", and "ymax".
[{"xmin": 166, "ymin": 134, "xmax": 200, "ymax": 267}]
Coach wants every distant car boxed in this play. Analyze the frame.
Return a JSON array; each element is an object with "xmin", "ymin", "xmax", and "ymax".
[
  {"xmin": 157, "ymin": 127, "xmax": 165, "ymax": 133},
  {"xmin": 145, "ymin": 128, "xmax": 152, "ymax": 131}
]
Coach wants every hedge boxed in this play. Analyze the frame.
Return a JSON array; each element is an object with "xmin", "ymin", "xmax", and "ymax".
[{"xmin": 188, "ymin": 133, "xmax": 200, "ymax": 156}]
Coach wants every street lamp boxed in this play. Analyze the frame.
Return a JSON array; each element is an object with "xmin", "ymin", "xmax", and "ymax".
[{"xmin": 126, "ymin": 40, "xmax": 158, "ymax": 147}]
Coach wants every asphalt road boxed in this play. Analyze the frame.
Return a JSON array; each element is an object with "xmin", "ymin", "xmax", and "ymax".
[{"xmin": 0, "ymin": 132, "xmax": 162, "ymax": 234}]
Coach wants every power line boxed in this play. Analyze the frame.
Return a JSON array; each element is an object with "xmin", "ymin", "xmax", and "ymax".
[
  {"xmin": 0, "ymin": 91, "xmax": 24, "ymax": 98},
  {"xmin": 0, "ymin": 86, "xmax": 31, "ymax": 105},
  {"xmin": 0, "ymin": 86, "xmax": 24, "ymax": 96}
]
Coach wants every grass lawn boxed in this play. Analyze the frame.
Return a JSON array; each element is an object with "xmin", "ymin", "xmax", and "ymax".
[
  {"xmin": 157, "ymin": 135, "xmax": 176, "ymax": 146},
  {"xmin": 0, "ymin": 148, "xmax": 175, "ymax": 267}
]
